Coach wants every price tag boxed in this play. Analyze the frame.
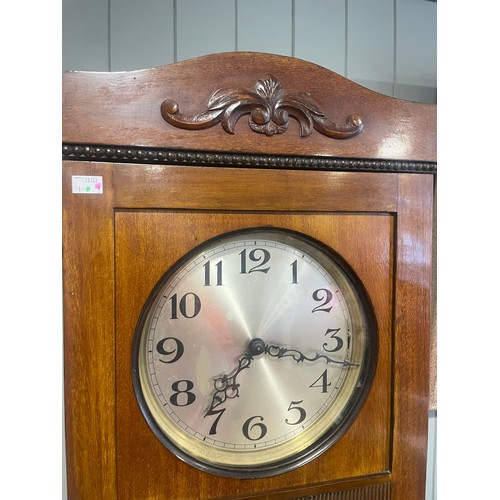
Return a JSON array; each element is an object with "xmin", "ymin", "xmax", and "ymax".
[{"xmin": 72, "ymin": 176, "xmax": 103, "ymax": 194}]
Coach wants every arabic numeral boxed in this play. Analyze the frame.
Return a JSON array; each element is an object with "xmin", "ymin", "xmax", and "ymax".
[
  {"xmin": 203, "ymin": 260, "xmax": 223, "ymax": 286},
  {"xmin": 311, "ymin": 288, "xmax": 333, "ymax": 313},
  {"xmin": 204, "ymin": 407, "xmax": 226, "ymax": 435},
  {"xmin": 156, "ymin": 337, "xmax": 184, "ymax": 363},
  {"xmin": 291, "ymin": 259, "xmax": 298, "ymax": 284},
  {"xmin": 242, "ymin": 415, "xmax": 268, "ymax": 441},
  {"xmin": 323, "ymin": 328, "xmax": 343, "ymax": 352},
  {"xmin": 169, "ymin": 380, "xmax": 196, "ymax": 407},
  {"xmin": 169, "ymin": 292, "xmax": 201, "ymax": 319},
  {"xmin": 239, "ymin": 248, "xmax": 271, "ymax": 274},
  {"xmin": 285, "ymin": 400, "xmax": 306, "ymax": 425},
  {"xmin": 310, "ymin": 369, "xmax": 331, "ymax": 393}
]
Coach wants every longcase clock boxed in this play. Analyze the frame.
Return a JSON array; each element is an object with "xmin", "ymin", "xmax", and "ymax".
[{"xmin": 63, "ymin": 52, "xmax": 436, "ymax": 499}]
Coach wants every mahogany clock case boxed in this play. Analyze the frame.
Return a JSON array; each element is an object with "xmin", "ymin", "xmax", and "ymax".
[{"xmin": 62, "ymin": 52, "xmax": 436, "ymax": 500}]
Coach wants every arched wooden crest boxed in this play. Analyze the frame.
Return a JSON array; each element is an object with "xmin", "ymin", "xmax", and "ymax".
[{"xmin": 161, "ymin": 76, "xmax": 363, "ymax": 139}]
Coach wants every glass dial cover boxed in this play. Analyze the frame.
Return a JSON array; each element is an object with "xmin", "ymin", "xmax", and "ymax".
[{"xmin": 132, "ymin": 227, "xmax": 377, "ymax": 477}]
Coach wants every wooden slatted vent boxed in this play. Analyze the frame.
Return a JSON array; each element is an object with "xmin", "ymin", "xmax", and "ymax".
[{"xmin": 292, "ymin": 482, "xmax": 392, "ymax": 500}]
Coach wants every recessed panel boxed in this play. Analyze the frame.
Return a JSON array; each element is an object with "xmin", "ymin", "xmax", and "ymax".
[{"xmin": 115, "ymin": 210, "xmax": 393, "ymax": 499}]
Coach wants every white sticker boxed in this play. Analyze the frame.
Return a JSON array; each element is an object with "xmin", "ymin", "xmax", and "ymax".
[{"xmin": 72, "ymin": 176, "xmax": 103, "ymax": 194}]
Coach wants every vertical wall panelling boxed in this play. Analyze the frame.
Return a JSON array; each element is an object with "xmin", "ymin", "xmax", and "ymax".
[
  {"xmin": 294, "ymin": 0, "xmax": 346, "ymax": 75},
  {"xmin": 110, "ymin": 0, "xmax": 175, "ymax": 71},
  {"xmin": 237, "ymin": 0, "xmax": 293, "ymax": 56},
  {"xmin": 176, "ymin": 0, "xmax": 236, "ymax": 62},
  {"xmin": 346, "ymin": 0, "xmax": 395, "ymax": 96},
  {"xmin": 61, "ymin": 0, "xmax": 436, "ymax": 104},
  {"xmin": 62, "ymin": 0, "xmax": 110, "ymax": 71},
  {"xmin": 395, "ymin": 0, "xmax": 437, "ymax": 103},
  {"xmin": 426, "ymin": 410, "xmax": 437, "ymax": 500}
]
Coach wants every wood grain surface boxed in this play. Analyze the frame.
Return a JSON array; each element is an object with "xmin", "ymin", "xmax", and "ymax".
[
  {"xmin": 62, "ymin": 52, "xmax": 435, "ymax": 499},
  {"xmin": 63, "ymin": 52, "xmax": 436, "ymax": 163},
  {"xmin": 115, "ymin": 209, "xmax": 393, "ymax": 499}
]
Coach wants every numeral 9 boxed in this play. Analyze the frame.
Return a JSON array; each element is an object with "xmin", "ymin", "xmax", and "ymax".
[{"xmin": 156, "ymin": 337, "xmax": 184, "ymax": 363}]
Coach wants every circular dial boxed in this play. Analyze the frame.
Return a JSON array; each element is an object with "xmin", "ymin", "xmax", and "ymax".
[{"xmin": 132, "ymin": 227, "xmax": 377, "ymax": 477}]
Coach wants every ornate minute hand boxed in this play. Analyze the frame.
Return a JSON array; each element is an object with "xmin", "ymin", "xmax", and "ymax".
[
  {"xmin": 263, "ymin": 340, "xmax": 359, "ymax": 368},
  {"xmin": 205, "ymin": 338, "xmax": 357, "ymax": 415}
]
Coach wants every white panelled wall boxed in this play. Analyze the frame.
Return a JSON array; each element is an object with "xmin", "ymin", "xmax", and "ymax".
[
  {"xmin": 62, "ymin": 1, "xmax": 437, "ymax": 499},
  {"xmin": 63, "ymin": 0, "xmax": 436, "ymax": 103}
]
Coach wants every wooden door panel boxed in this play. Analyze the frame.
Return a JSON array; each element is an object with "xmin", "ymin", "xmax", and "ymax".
[
  {"xmin": 115, "ymin": 211, "xmax": 394, "ymax": 499},
  {"xmin": 112, "ymin": 164, "xmax": 398, "ymax": 212}
]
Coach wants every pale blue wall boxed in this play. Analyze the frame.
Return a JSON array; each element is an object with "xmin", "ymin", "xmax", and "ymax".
[
  {"xmin": 62, "ymin": 0, "xmax": 436, "ymax": 103},
  {"xmin": 62, "ymin": 1, "xmax": 437, "ymax": 498}
]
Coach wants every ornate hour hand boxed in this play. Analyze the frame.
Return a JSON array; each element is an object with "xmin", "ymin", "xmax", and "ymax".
[
  {"xmin": 205, "ymin": 338, "xmax": 357, "ymax": 415},
  {"xmin": 204, "ymin": 339, "xmax": 267, "ymax": 414}
]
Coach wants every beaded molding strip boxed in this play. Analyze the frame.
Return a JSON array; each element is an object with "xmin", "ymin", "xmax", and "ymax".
[{"xmin": 62, "ymin": 144, "xmax": 436, "ymax": 174}]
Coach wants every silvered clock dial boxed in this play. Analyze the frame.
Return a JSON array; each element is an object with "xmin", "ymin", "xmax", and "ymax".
[{"xmin": 132, "ymin": 227, "xmax": 377, "ymax": 477}]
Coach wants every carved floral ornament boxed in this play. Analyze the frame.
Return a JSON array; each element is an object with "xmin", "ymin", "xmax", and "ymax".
[{"xmin": 160, "ymin": 77, "xmax": 363, "ymax": 139}]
